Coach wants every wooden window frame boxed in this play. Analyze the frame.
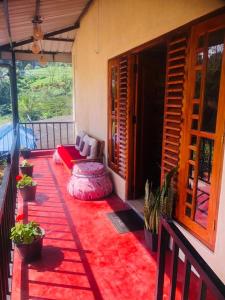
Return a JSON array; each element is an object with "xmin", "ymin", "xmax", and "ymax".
[{"xmin": 178, "ymin": 13, "xmax": 225, "ymax": 249}]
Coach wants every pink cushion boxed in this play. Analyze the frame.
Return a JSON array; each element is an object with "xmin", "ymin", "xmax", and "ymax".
[
  {"xmin": 57, "ymin": 146, "xmax": 86, "ymax": 169},
  {"xmin": 67, "ymin": 173, "xmax": 113, "ymax": 200},
  {"xmin": 72, "ymin": 162, "xmax": 105, "ymax": 177}
]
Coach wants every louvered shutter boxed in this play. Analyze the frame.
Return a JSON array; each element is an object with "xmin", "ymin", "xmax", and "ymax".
[
  {"xmin": 118, "ymin": 56, "xmax": 129, "ymax": 178},
  {"xmin": 161, "ymin": 35, "xmax": 189, "ymax": 184}
]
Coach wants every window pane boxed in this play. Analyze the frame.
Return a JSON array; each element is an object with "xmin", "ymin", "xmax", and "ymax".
[
  {"xmin": 191, "ymin": 135, "xmax": 197, "ymax": 146},
  {"xmin": 194, "ymin": 71, "xmax": 201, "ymax": 99},
  {"xmin": 191, "ymin": 119, "xmax": 198, "ymax": 130},
  {"xmin": 186, "ymin": 193, "xmax": 192, "ymax": 204},
  {"xmin": 198, "ymin": 35, "xmax": 205, "ymax": 48},
  {"xmin": 187, "ymin": 164, "xmax": 194, "ymax": 190},
  {"xmin": 193, "ymin": 104, "xmax": 199, "ymax": 114},
  {"xmin": 201, "ymin": 29, "xmax": 225, "ymax": 133},
  {"xmin": 194, "ymin": 138, "xmax": 214, "ymax": 228},
  {"xmin": 189, "ymin": 150, "xmax": 196, "ymax": 161},
  {"xmin": 196, "ymin": 51, "xmax": 204, "ymax": 65},
  {"xmin": 185, "ymin": 206, "xmax": 191, "ymax": 218}
]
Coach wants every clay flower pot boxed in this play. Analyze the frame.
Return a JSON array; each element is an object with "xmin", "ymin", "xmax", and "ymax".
[
  {"xmin": 20, "ymin": 165, "xmax": 33, "ymax": 177},
  {"xmin": 144, "ymin": 228, "xmax": 158, "ymax": 252},
  {"xmin": 19, "ymin": 185, "xmax": 37, "ymax": 201},
  {"xmin": 16, "ymin": 229, "xmax": 45, "ymax": 263}
]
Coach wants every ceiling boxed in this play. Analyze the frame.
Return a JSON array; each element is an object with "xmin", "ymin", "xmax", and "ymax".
[{"xmin": 0, "ymin": 0, "xmax": 92, "ymax": 61}]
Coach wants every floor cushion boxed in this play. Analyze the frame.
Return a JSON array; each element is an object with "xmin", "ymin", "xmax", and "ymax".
[{"xmin": 68, "ymin": 162, "xmax": 113, "ymax": 200}]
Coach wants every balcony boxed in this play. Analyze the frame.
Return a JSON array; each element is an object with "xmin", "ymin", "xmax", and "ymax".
[{"xmin": 0, "ymin": 123, "xmax": 224, "ymax": 300}]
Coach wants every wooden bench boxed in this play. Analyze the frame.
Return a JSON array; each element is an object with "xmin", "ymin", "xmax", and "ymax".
[{"xmin": 54, "ymin": 135, "xmax": 105, "ymax": 172}]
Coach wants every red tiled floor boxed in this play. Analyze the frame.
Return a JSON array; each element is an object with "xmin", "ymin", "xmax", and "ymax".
[
  {"xmin": 11, "ymin": 155, "xmax": 216, "ymax": 300},
  {"xmin": 12, "ymin": 156, "xmax": 159, "ymax": 300}
]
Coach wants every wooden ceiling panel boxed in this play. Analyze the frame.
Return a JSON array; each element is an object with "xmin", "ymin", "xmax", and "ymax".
[{"xmin": 0, "ymin": 0, "xmax": 90, "ymax": 54}]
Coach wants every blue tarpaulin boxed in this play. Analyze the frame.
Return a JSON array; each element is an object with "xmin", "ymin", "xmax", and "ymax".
[{"xmin": 0, "ymin": 123, "xmax": 36, "ymax": 155}]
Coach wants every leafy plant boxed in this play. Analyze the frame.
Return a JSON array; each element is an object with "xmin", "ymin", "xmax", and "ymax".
[
  {"xmin": 16, "ymin": 174, "xmax": 36, "ymax": 188},
  {"xmin": 20, "ymin": 160, "xmax": 33, "ymax": 167},
  {"xmin": 144, "ymin": 168, "xmax": 177, "ymax": 234},
  {"xmin": 10, "ymin": 214, "xmax": 42, "ymax": 244}
]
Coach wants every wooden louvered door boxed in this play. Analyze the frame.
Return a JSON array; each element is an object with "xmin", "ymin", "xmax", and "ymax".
[
  {"xmin": 108, "ymin": 55, "xmax": 136, "ymax": 187},
  {"xmin": 108, "ymin": 58, "xmax": 120, "ymax": 173},
  {"xmin": 117, "ymin": 56, "xmax": 129, "ymax": 178},
  {"xmin": 161, "ymin": 35, "xmax": 189, "ymax": 187}
]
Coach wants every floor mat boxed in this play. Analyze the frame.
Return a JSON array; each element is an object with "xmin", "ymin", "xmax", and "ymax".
[{"xmin": 107, "ymin": 209, "xmax": 144, "ymax": 233}]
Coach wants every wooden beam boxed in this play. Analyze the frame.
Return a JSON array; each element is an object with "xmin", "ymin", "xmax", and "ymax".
[
  {"xmin": 0, "ymin": 23, "xmax": 79, "ymax": 51},
  {"xmin": 3, "ymin": 0, "xmax": 13, "ymax": 48},
  {"xmin": 44, "ymin": 37, "xmax": 74, "ymax": 42},
  {"xmin": 76, "ymin": 0, "xmax": 93, "ymax": 24},
  {"xmin": 33, "ymin": 0, "xmax": 41, "ymax": 22},
  {"xmin": 14, "ymin": 50, "xmax": 67, "ymax": 55},
  {"xmin": 0, "ymin": 0, "xmax": 93, "ymax": 52},
  {"xmin": 44, "ymin": 23, "xmax": 79, "ymax": 38}
]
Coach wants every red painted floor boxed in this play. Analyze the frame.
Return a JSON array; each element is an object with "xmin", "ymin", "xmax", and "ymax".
[{"xmin": 11, "ymin": 155, "xmax": 216, "ymax": 300}]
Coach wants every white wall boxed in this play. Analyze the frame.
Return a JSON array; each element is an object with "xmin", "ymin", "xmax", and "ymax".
[{"xmin": 73, "ymin": 0, "xmax": 225, "ymax": 281}]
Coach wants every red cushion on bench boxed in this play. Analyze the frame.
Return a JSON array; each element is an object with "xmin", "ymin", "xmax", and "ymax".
[{"xmin": 57, "ymin": 146, "xmax": 86, "ymax": 169}]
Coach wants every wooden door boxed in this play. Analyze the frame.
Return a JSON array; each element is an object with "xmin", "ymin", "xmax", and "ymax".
[
  {"xmin": 161, "ymin": 34, "xmax": 189, "ymax": 186},
  {"xmin": 108, "ymin": 54, "xmax": 137, "ymax": 199},
  {"xmin": 178, "ymin": 14, "xmax": 225, "ymax": 248}
]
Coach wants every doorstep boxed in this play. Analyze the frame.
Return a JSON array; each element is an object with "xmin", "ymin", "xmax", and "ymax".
[{"xmin": 126, "ymin": 198, "xmax": 144, "ymax": 220}]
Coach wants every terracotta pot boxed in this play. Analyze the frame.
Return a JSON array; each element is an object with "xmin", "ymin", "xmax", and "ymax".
[
  {"xmin": 20, "ymin": 165, "xmax": 33, "ymax": 177},
  {"xmin": 21, "ymin": 149, "xmax": 31, "ymax": 159},
  {"xmin": 19, "ymin": 185, "xmax": 37, "ymax": 201},
  {"xmin": 144, "ymin": 228, "xmax": 158, "ymax": 252},
  {"xmin": 16, "ymin": 229, "xmax": 45, "ymax": 263}
]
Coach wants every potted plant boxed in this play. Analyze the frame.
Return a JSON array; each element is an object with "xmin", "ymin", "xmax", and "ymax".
[
  {"xmin": 20, "ymin": 147, "xmax": 31, "ymax": 159},
  {"xmin": 20, "ymin": 160, "xmax": 33, "ymax": 177},
  {"xmin": 10, "ymin": 214, "xmax": 45, "ymax": 263},
  {"xmin": 144, "ymin": 168, "xmax": 177, "ymax": 252},
  {"xmin": 16, "ymin": 174, "xmax": 37, "ymax": 201}
]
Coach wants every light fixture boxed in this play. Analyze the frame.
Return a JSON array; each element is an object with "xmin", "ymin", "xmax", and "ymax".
[
  {"xmin": 31, "ymin": 41, "xmax": 41, "ymax": 54},
  {"xmin": 33, "ymin": 23, "xmax": 44, "ymax": 40},
  {"xmin": 39, "ymin": 54, "xmax": 47, "ymax": 66}
]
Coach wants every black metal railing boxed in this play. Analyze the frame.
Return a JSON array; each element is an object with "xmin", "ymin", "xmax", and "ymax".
[
  {"xmin": 19, "ymin": 121, "xmax": 75, "ymax": 150},
  {"xmin": 0, "ymin": 126, "xmax": 19, "ymax": 300},
  {"xmin": 155, "ymin": 218, "xmax": 225, "ymax": 300}
]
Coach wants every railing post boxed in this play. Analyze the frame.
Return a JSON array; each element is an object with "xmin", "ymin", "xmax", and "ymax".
[
  {"xmin": 10, "ymin": 51, "xmax": 19, "ymax": 130},
  {"xmin": 155, "ymin": 218, "xmax": 169, "ymax": 300}
]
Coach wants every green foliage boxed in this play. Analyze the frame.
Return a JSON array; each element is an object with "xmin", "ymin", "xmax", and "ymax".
[
  {"xmin": 16, "ymin": 175, "xmax": 36, "ymax": 188},
  {"xmin": 144, "ymin": 168, "xmax": 177, "ymax": 234},
  {"xmin": 10, "ymin": 221, "xmax": 42, "ymax": 244},
  {"xmin": 17, "ymin": 62, "xmax": 72, "ymax": 121},
  {"xmin": 20, "ymin": 160, "xmax": 33, "ymax": 167},
  {"xmin": 0, "ymin": 62, "xmax": 72, "ymax": 123}
]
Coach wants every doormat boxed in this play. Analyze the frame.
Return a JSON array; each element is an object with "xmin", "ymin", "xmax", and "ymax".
[{"xmin": 107, "ymin": 209, "xmax": 144, "ymax": 233}]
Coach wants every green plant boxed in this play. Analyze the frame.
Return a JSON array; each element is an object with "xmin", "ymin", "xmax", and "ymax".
[
  {"xmin": 10, "ymin": 214, "xmax": 42, "ymax": 244},
  {"xmin": 16, "ymin": 174, "xmax": 36, "ymax": 188},
  {"xmin": 144, "ymin": 168, "xmax": 177, "ymax": 234},
  {"xmin": 20, "ymin": 160, "xmax": 33, "ymax": 167}
]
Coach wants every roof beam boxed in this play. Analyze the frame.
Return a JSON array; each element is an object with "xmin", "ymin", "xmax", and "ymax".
[
  {"xmin": 44, "ymin": 37, "xmax": 74, "ymax": 42},
  {"xmin": 3, "ymin": 0, "xmax": 13, "ymax": 49},
  {"xmin": 0, "ymin": 23, "xmax": 79, "ymax": 51},
  {"xmin": 14, "ymin": 50, "xmax": 68, "ymax": 55}
]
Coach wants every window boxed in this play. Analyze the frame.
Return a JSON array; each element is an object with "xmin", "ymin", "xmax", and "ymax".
[{"xmin": 178, "ymin": 14, "xmax": 225, "ymax": 248}]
